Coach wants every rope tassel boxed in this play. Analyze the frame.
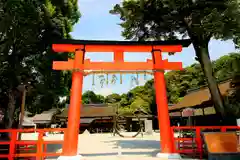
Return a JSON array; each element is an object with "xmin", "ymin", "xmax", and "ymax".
[
  {"xmin": 106, "ymin": 74, "xmax": 109, "ymax": 85},
  {"xmin": 120, "ymin": 74, "xmax": 122, "ymax": 84},
  {"xmin": 92, "ymin": 74, "xmax": 95, "ymax": 86}
]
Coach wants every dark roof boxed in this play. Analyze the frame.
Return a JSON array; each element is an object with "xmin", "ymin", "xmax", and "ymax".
[
  {"xmin": 169, "ymin": 80, "xmax": 232, "ymax": 111},
  {"xmin": 169, "ymin": 111, "xmax": 182, "ymax": 117},
  {"xmin": 133, "ymin": 108, "xmax": 150, "ymax": 115},
  {"xmin": 24, "ymin": 111, "xmax": 32, "ymax": 116},
  {"xmin": 33, "ymin": 108, "xmax": 60, "ymax": 123},
  {"xmin": 53, "ymin": 39, "xmax": 191, "ymax": 47},
  {"xmin": 82, "ymin": 104, "xmax": 109, "ymax": 107},
  {"xmin": 22, "ymin": 117, "xmax": 35, "ymax": 126},
  {"xmin": 169, "ymin": 106, "xmax": 217, "ymax": 117},
  {"xmin": 56, "ymin": 104, "xmax": 116, "ymax": 118}
]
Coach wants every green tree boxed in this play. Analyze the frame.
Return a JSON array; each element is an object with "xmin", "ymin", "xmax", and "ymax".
[
  {"xmin": 119, "ymin": 93, "xmax": 130, "ymax": 107},
  {"xmin": 213, "ymin": 53, "xmax": 240, "ymax": 81},
  {"xmin": 81, "ymin": 91, "xmax": 105, "ymax": 104},
  {"xmin": 105, "ymin": 93, "xmax": 121, "ymax": 103},
  {"xmin": 140, "ymin": 54, "xmax": 239, "ymax": 117},
  {"xmin": 165, "ymin": 64, "xmax": 206, "ymax": 103},
  {"xmin": 110, "ymin": 0, "xmax": 240, "ymax": 119},
  {"xmin": 130, "ymin": 96, "xmax": 150, "ymax": 112},
  {"xmin": 0, "ymin": 0, "xmax": 80, "ymax": 128}
]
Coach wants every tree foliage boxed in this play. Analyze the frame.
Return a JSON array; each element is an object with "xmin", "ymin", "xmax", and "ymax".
[
  {"xmin": 110, "ymin": 0, "xmax": 240, "ymax": 119},
  {"xmin": 80, "ymin": 53, "xmax": 240, "ymax": 117},
  {"xmin": 82, "ymin": 91, "xmax": 105, "ymax": 104},
  {"xmin": 0, "ymin": 0, "xmax": 80, "ymax": 128}
]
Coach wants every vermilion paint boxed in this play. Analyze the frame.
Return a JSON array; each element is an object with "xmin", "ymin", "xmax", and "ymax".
[{"xmin": 52, "ymin": 41, "xmax": 185, "ymax": 156}]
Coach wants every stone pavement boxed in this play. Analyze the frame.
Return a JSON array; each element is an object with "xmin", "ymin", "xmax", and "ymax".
[{"xmin": 22, "ymin": 132, "xmax": 201, "ymax": 160}]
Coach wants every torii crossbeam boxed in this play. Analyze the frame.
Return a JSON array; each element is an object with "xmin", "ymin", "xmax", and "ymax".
[{"xmin": 52, "ymin": 39, "xmax": 191, "ymax": 159}]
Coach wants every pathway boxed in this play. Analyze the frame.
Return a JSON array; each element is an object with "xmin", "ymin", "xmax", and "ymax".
[{"xmin": 22, "ymin": 132, "xmax": 201, "ymax": 160}]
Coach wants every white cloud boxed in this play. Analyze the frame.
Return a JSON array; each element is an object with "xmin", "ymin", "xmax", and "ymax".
[
  {"xmin": 95, "ymin": 87, "xmax": 113, "ymax": 96},
  {"xmin": 128, "ymin": 76, "xmax": 149, "ymax": 90},
  {"xmin": 138, "ymin": 77, "xmax": 147, "ymax": 86}
]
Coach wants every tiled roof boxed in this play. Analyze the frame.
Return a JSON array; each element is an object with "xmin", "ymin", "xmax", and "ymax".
[
  {"xmin": 56, "ymin": 104, "xmax": 116, "ymax": 118},
  {"xmin": 169, "ymin": 80, "xmax": 232, "ymax": 111},
  {"xmin": 33, "ymin": 108, "xmax": 60, "ymax": 122}
]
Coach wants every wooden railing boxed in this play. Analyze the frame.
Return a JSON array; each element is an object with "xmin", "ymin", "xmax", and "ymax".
[
  {"xmin": 171, "ymin": 126, "xmax": 240, "ymax": 159},
  {"xmin": 1, "ymin": 126, "xmax": 240, "ymax": 159},
  {"xmin": 0, "ymin": 128, "xmax": 66, "ymax": 160}
]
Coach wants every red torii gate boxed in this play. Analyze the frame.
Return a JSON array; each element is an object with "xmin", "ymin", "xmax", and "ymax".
[{"xmin": 52, "ymin": 39, "xmax": 191, "ymax": 159}]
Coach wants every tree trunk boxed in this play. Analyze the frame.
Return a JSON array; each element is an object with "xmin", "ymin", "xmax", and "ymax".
[
  {"xmin": 193, "ymin": 42, "xmax": 226, "ymax": 120},
  {"xmin": 5, "ymin": 90, "xmax": 16, "ymax": 129}
]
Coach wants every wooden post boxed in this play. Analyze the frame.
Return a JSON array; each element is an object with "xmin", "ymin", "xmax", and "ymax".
[
  {"xmin": 153, "ymin": 50, "xmax": 175, "ymax": 153},
  {"xmin": 18, "ymin": 87, "xmax": 27, "ymax": 141},
  {"xmin": 19, "ymin": 87, "xmax": 26, "ymax": 128},
  {"xmin": 37, "ymin": 131, "xmax": 44, "ymax": 160},
  {"xmin": 63, "ymin": 50, "xmax": 84, "ymax": 156},
  {"xmin": 9, "ymin": 130, "xmax": 17, "ymax": 160}
]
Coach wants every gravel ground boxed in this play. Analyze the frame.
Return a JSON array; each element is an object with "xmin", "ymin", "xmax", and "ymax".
[{"xmin": 21, "ymin": 132, "xmax": 200, "ymax": 160}]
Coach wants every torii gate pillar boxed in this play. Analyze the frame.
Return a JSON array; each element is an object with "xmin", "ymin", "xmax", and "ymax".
[
  {"xmin": 152, "ymin": 50, "xmax": 180, "ymax": 159},
  {"xmin": 59, "ymin": 50, "xmax": 85, "ymax": 160}
]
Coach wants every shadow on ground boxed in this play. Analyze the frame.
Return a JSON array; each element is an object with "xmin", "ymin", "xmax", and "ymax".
[
  {"xmin": 114, "ymin": 140, "xmax": 160, "ymax": 149},
  {"xmin": 45, "ymin": 143, "xmax": 63, "ymax": 159},
  {"xmin": 86, "ymin": 139, "xmax": 161, "ymax": 157},
  {"xmin": 81, "ymin": 150, "xmax": 160, "ymax": 157}
]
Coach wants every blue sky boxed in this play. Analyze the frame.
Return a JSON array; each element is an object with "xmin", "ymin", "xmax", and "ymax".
[{"xmin": 70, "ymin": 0, "xmax": 237, "ymax": 96}]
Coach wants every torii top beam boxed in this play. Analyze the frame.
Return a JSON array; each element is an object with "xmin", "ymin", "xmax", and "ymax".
[
  {"xmin": 52, "ymin": 39, "xmax": 191, "ymax": 71},
  {"xmin": 52, "ymin": 39, "xmax": 191, "ymax": 52}
]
